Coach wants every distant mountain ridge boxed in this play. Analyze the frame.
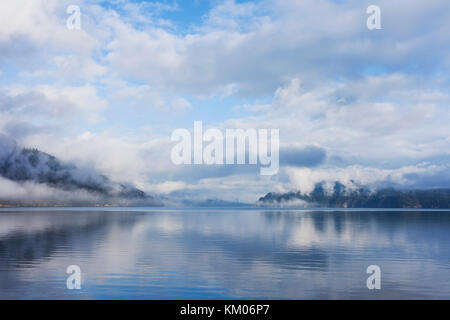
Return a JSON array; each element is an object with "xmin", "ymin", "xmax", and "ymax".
[
  {"xmin": 258, "ymin": 182, "xmax": 450, "ymax": 209},
  {"xmin": 0, "ymin": 134, "xmax": 161, "ymax": 206}
]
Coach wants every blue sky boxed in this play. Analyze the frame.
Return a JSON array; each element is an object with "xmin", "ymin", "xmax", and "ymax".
[{"xmin": 1, "ymin": 0, "xmax": 450, "ymax": 203}]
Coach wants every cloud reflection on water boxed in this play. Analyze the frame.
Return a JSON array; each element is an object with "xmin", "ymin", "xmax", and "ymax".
[{"xmin": 0, "ymin": 209, "xmax": 449, "ymax": 299}]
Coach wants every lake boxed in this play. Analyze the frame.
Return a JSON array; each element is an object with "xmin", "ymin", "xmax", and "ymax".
[{"xmin": 0, "ymin": 208, "xmax": 449, "ymax": 299}]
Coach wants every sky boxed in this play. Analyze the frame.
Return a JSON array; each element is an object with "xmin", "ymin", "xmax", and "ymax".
[{"xmin": 1, "ymin": 0, "xmax": 450, "ymax": 203}]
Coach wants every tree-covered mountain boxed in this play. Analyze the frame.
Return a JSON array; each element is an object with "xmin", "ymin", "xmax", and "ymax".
[
  {"xmin": 0, "ymin": 134, "xmax": 161, "ymax": 207},
  {"xmin": 258, "ymin": 182, "xmax": 450, "ymax": 209}
]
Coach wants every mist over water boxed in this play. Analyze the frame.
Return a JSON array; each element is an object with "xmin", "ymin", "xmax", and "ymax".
[{"xmin": 0, "ymin": 209, "xmax": 449, "ymax": 299}]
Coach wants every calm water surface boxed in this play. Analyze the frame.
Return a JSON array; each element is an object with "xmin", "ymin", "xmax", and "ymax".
[{"xmin": 0, "ymin": 208, "xmax": 449, "ymax": 299}]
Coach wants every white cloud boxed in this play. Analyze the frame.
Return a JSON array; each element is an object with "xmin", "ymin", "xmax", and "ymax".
[
  {"xmin": 285, "ymin": 164, "xmax": 448, "ymax": 194},
  {"xmin": 0, "ymin": 176, "xmax": 100, "ymax": 204},
  {"xmin": 145, "ymin": 181, "xmax": 188, "ymax": 194},
  {"xmin": 98, "ymin": 0, "xmax": 450, "ymax": 96},
  {"xmin": 0, "ymin": 84, "xmax": 107, "ymax": 124}
]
